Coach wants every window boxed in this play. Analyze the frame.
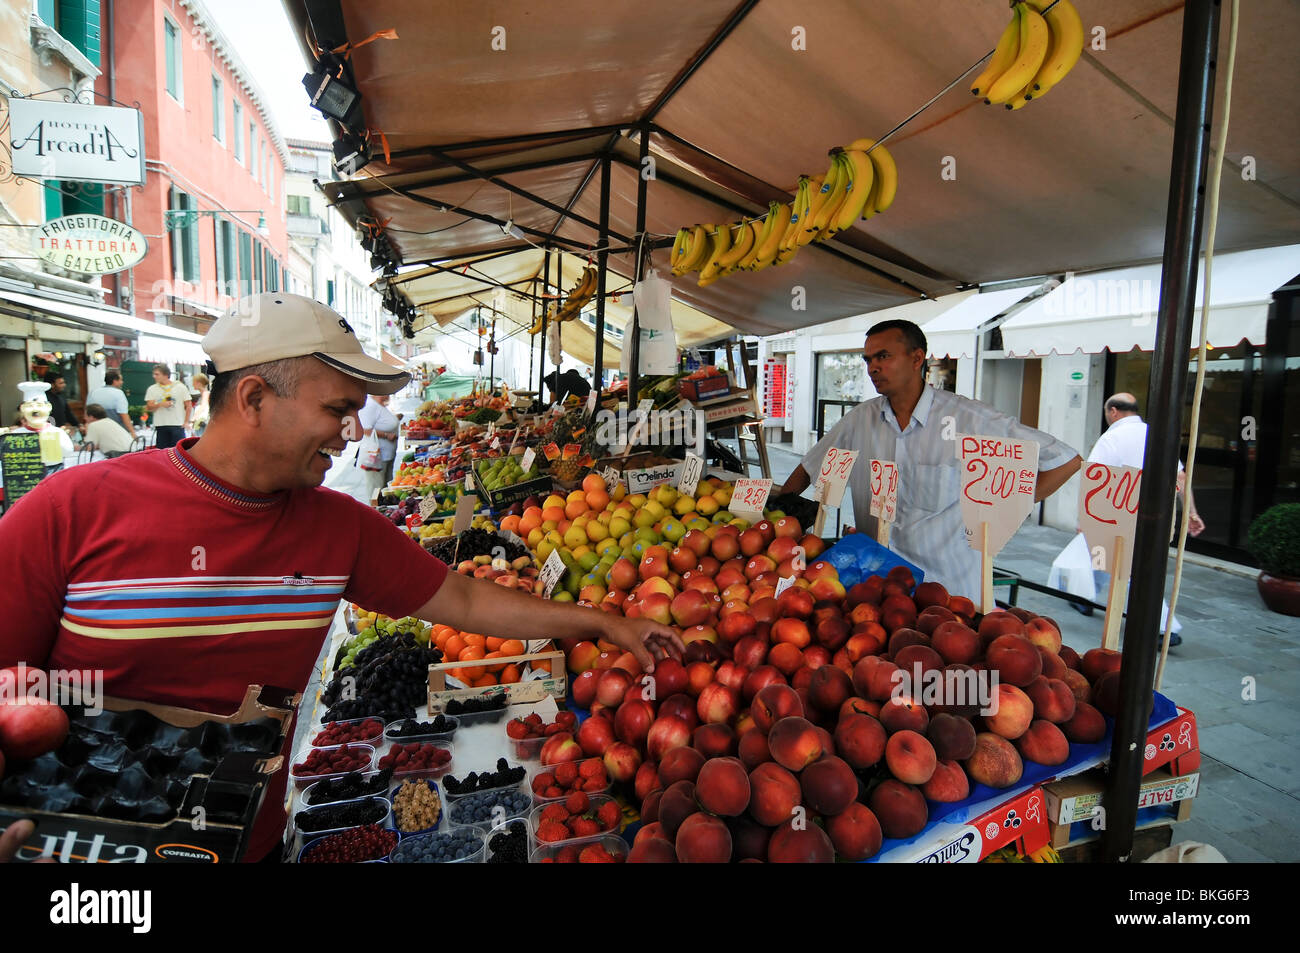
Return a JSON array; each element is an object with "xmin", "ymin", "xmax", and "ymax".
[
  {"xmin": 287, "ymin": 194, "xmax": 311, "ymax": 216},
  {"xmin": 215, "ymin": 219, "xmax": 237, "ymax": 297},
  {"xmin": 211, "ymin": 75, "xmax": 224, "ymax": 142},
  {"xmin": 168, "ymin": 187, "xmax": 200, "ymax": 283},
  {"xmin": 232, "ymin": 102, "xmax": 243, "ymax": 161},
  {"xmin": 248, "ymin": 121, "xmax": 256, "ymax": 172},
  {"xmin": 238, "ymin": 229, "xmax": 253, "ymax": 296},
  {"xmin": 253, "ymin": 240, "xmax": 263, "ymax": 293},
  {"xmin": 164, "ymin": 16, "xmax": 183, "ymax": 102}
]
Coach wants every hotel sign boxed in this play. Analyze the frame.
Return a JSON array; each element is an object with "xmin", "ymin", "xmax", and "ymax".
[
  {"xmin": 32, "ymin": 215, "xmax": 148, "ymax": 275},
  {"xmin": 8, "ymin": 99, "xmax": 146, "ymax": 185}
]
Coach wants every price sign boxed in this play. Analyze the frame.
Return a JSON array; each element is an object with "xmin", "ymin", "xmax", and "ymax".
[
  {"xmin": 451, "ymin": 493, "xmax": 477, "ymax": 534},
  {"xmin": 957, "ymin": 435, "xmax": 1039, "ymax": 557},
  {"xmin": 601, "ymin": 465, "xmax": 622, "ymax": 492},
  {"xmin": 869, "ymin": 459, "xmax": 899, "ymax": 523},
  {"xmin": 418, "ymin": 494, "xmax": 441, "ymax": 522},
  {"xmin": 678, "ymin": 452, "xmax": 704, "ymax": 496},
  {"xmin": 539, "ymin": 549, "xmax": 567, "ymax": 598},
  {"xmin": 1079, "ymin": 463, "xmax": 1141, "ymax": 576},
  {"xmin": 543, "ymin": 442, "xmax": 561, "ymax": 462},
  {"xmin": 814, "ymin": 448, "xmax": 858, "ymax": 508},
  {"xmin": 774, "ymin": 576, "xmax": 796, "ymax": 599},
  {"xmin": 729, "ymin": 478, "xmax": 771, "ymax": 522},
  {"xmin": 521, "ymin": 447, "xmax": 536, "ymax": 472},
  {"xmin": 0, "ymin": 432, "xmax": 46, "ymax": 511}
]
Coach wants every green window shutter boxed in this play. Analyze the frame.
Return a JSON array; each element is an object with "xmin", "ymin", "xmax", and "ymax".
[
  {"xmin": 213, "ymin": 219, "xmax": 225, "ymax": 290},
  {"xmin": 164, "ymin": 17, "xmax": 181, "ymax": 99},
  {"xmin": 238, "ymin": 230, "xmax": 252, "ymax": 296},
  {"xmin": 44, "ymin": 181, "xmax": 64, "ymax": 221},
  {"xmin": 38, "ymin": 0, "xmax": 57, "ymax": 26},
  {"xmin": 62, "ymin": 182, "xmax": 103, "ymax": 217},
  {"xmin": 168, "ymin": 186, "xmax": 182, "ymax": 278},
  {"xmin": 58, "ymin": 0, "xmax": 101, "ymax": 67},
  {"xmin": 185, "ymin": 206, "xmax": 200, "ymax": 283}
]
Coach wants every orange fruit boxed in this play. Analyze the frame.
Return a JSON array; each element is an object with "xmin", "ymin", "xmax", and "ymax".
[
  {"xmin": 500, "ymin": 515, "xmax": 521, "ymax": 534},
  {"xmin": 582, "ymin": 473, "xmax": 605, "ymax": 494},
  {"xmin": 519, "ymin": 514, "xmax": 541, "ymax": 535},
  {"xmin": 499, "ymin": 664, "xmax": 522, "ymax": 684},
  {"xmin": 472, "ymin": 673, "xmax": 498, "ymax": 688},
  {"xmin": 485, "ymin": 636, "xmax": 504, "ymax": 652},
  {"xmin": 483, "ymin": 650, "xmax": 506, "ymax": 673},
  {"xmin": 523, "ymin": 505, "xmax": 544, "ymax": 522},
  {"xmin": 458, "ymin": 646, "xmax": 486, "ymax": 680},
  {"xmin": 542, "ymin": 505, "xmax": 566, "ymax": 523},
  {"xmin": 463, "ymin": 632, "xmax": 486, "ymax": 649},
  {"xmin": 531, "ymin": 657, "xmax": 551, "ymax": 675},
  {"xmin": 585, "ymin": 489, "xmax": 610, "ymax": 511},
  {"xmin": 444, "ymin": 635, "xmax": 466, "ymax": 660},
  {"xmin": 499, "ymin": 639, "xmax": 525, "ymax": 658},
  {"xmin": 564, "ymin": 499, "xmax": 588, "ymax": 520}
]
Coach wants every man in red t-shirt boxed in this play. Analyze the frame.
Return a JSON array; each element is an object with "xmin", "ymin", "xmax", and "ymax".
[{"xmin": 0, "ymin": 293, "xmax": 682, "ymax": 863}]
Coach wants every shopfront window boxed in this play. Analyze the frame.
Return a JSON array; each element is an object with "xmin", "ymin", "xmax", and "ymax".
[{"xmin": 815, "ymin": 350, "xmax": 870, "ymax": 435}]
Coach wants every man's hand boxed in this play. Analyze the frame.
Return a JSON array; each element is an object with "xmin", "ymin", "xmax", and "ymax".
[
  {"xmin": 0, "ymin": 820, "xmax": 50, "ymax": 863},
  {"xmin": 1188, "ymin": 512, "xmax": 1205, "ymax": 537},
  {"xmin": 597, "ymin": 616, "xmax": 685, "ymax": 673}
]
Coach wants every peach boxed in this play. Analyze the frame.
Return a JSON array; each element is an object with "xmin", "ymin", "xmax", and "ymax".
[
  {"xmin": 571, "ymin": 669, "xmax": 601, "ymax": 709},
  {"xmin": 926, "ymin": 712, "xmax": 977, "ymax": 762},
  {"xmin": 791, "ymin": 665, "xmax": 815, "ymax": 695},
  {"xmin": 646, "ymin": 714, "xmax": 692, "ymax": 762},
  {"xmin": 615, "ymin": 698, "xmax": 655, "ymax": 747},
  {"xmin": 893, "ymin": 644, "xmax": 944, "ymax": 678},
  {"xmin": 1059, "ymin": 644, "xmax": 1082, "ymax": 671},
  {"xmin": 728, "ymin": 815, "xmax": 773, "ymax": 861},
  {"xmin": 1025, "ymin": 617, "xmax": 1062, "ymax": 654},
  {"xmin": 930, "ymin": 663, "xmax": 981, "ymax": 719},
  {"xmin": 767, "ymin": 819, "xmax": 834, "ymax": 863},
  {"xmin": 947, "ymin": 595, "xmax": 976, "ymax": 621},
  {"xmin": 1081, "ymin": 648, "xmax": 1123, "ymax": 684},
  {"xmin": 1091, "ymin": 670, "xmax": 1123, "ymax": 718},
  {"xmin": 768, "ymin": 642, "xmax": 804, "ymax": 678},
  {"xmin": 1016, "ymin": 719, "xmax": 1070, "ymax": 766},
  {"xmin": 800, "ymin": 755, "xmax": 859, "ymax": 816},
  {"xmin": 659, "ymin": 694, "xmax": 699, "ymax": 731},
  {"xmin": 1037, "ymin": 646, "xmax": 1070, "ymax": 681},
  {"xmin": 848, "ymin": 602, "xmax": 882, "ymax": 627},
  {"xmin": 814, "ymin": 617, "xmax": 851, "ymax": 651},
  {"xmin": 834, "ymin": 712, "xmax": 887, "ymax": 769},
  {"xmin": 879, "ymin": 695, "xmax": 929, "ymax": 735},
  {"xmin": 1062, "ymin": 668, "xmax": 1092, "ymax": 704},
  {"xmin": 695, "ymin": 756, "xmax": 751, "ymax": 817},
  {"xmin": 885, "ymin": 729, "xmax": 937, "ymax": 786},
  {"xmin": 747, "ymin": 761, "xmax": 802, "ymax": 825},
  {"xmin": 714, "ymin": 661, "xmax": 748, "ymax": 695},
  {"xmin": 634, "ymin": 815, "xmax": 665, "ymax": 840},
  {"xmin": 717, "ymin": 611, "xmax": 757, "ymax": 645},
  {"xmin": 596, "ymin": 668, "xmax": 635, "ymax": 708},
  {"xmin": 964, "ymin": 732, "xmax": 1024, "ymax": 788},
  {"xmin": 915, "ymin": 604, "xmax": 958, "ymax": 636},
  {"xmin": 986, "ymin": 633, "xmax": 1043, "ymax": 687},
  {"xmin": 602, "ymin": 741, "xmax": 642, "ymax": 783},
  {"xmin": 1062, "ymin": 701, "xmax": 1107, "ymax": 743},
  {"xmin": 913, "ymin": 581, "xmax": 949, "ymax": 610},
  {"xmin": 636, "ymin": 763, "xmax": 663, "ymax": 804},
  {"xmin": 1025, "ymin": 676, "xmax": 1077, "ymax": 724},
  {"xmin": 852, "ymin": 656, "xmax": 900, "ymax": 702},
  {"xmin": 845, "ymin": 577, "xmax": 884, "ymax": 608},
  {"xmin": 733, "ymin": 637, "xmax": 770, "ymax": 673},
  {"xmin": 868, "ymin": 779, "xmax": 929, "ymax": 839},
  {"xmin": 658, "ymin": 745, "xmax": 706, "ymax": 787},
  {"xmin": 751, "ymin": 683, "xmax": 803, "ymax": 734},
  {"xmin": 808, "ymin": 665, "xmax": 853, "ymax": 714},
  {"xmin": 977, "ymin": 610, "xmax": 1026, "ymax": 648},
  {"xmin": 576, "ymin": 714, "xmax": 616, "ymax": 757},
  {"xmin": 984, "ymin": 684, "xmax": 1034, "ymax": 740},
  {"xmin": 771, "ymin": 618, "xmax": 812, "ymax": 649},
  {"xmin": 697, "ymin": 682, "xmax": 739, "ymax": 725},
  {"xmin": 813, "ymin": 725, "xmax": 836, "ymax": 758},
  {"xmin": 767, "ymin": 716, "xmax": 823, "ymax": 772},
  {"xmin": 1007, "ymin": 607, "xmax": 1034, "ymax": 623},
  {"xmin": 685, "ymin": 661, "xmax": 715, "ymax": 697},
  {"xmin": 693, "ymin": 722, "xmax": 737, "ymax": 759},
  {"xmin": 659, "ymin": 779, "xmax": 699, "ymax": 839},
  {"xmin": 742, "ymin": 665, "xmax": 785, "ymax": 703},
  {"xmin": 845, "ymin": 628, "xmax": 886, "ymax": 662},
  {"xmin": 826, "ymin": 802, "xmax": 882, "ymax": 861},
  {"xmin": 627, "ymin": 837, "xmax": 677, "ymax": 863},
  {"xmin": 921, "ymin": 758, "xmax": 970, "ymax": 803},
  {"xmin": 886, "ymin": 627, "xmax": 930, "ymax": 656},
  {"xmin": 839, "ymin": 695, "xmax": 878, "ymax": 721},
  {"xmin": 931, "ymin": 621, "xmax": 981, "ymax": 665},
  {"xmin": 675, "ymin": 811, "xmax": 733, "ymax": 863},
  {"xmin": 802, "ymin": 646, "xmax": 832, "ymax": 671},
  {"xmin": 738, "ymin": 727, "xmax": 773, "ymax": 770}
]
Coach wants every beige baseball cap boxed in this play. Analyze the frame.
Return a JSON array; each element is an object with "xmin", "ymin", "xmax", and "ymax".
[{"xmin": 203, "ymin": 293, "xmax": 410, "ymax": 395}]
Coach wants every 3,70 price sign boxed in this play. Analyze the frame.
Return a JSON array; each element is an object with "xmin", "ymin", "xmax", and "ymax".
[
  {"xmin": 869, "ymin": 459, "xmax": 898, "ymax": 523},
  {"xmin": 814, "ymin": 448, "xmax": 858, "ymax": 507}
]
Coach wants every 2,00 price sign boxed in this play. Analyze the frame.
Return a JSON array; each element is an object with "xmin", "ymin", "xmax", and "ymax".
[
  {"xmin": 729, "ymin": 478, "xmax": 771, "ymax": 522},
  {"xmin": 957, "ymin": 435, "xmax": 1039, "ymax": 557},
  {"xmin": 869, "ymin": 459, "xmax": 898, "ymax": 523},
  {"xmin": 1079, "ymin": 463, "xmax": 1141, "ymax": 575},
  {"xmin": 814, "ymin": 448, "xmax": 858, "ymax": 508}
]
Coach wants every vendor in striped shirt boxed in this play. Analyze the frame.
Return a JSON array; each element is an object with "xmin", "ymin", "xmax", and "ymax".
[{"xmin": 778, "ymin": 319, "xmax": 1082, "ymax": 603}]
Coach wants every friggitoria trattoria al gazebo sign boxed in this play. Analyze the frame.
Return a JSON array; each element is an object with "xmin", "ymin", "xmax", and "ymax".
[{"xmin": 32, "ymin": 214, "xmax": 148, "ymax": 275}]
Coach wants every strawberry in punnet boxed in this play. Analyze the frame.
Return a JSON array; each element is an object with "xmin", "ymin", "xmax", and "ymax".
[
  {"xmin": 524, "ymin": 713, "xmax": 544, "ymax": 730},
  {"xmin": 597, "ymin": 800, "xmax": 621, "ymax": 832},
  {"xmin": 557, "ymin": 845, "xmax": 581, "ymax": 863},
  {"xmin": 541, "ymin": 803, "xmax": 569, "ymax": 824},
  {"xmin": 544, "ymin": 723, "xmax": 566, "ymax": 737},
  {"xmin": 536, "ymin": 820, "xmax": 570, "ymax": 843},
  {"xmin": 532, "ymin": 771, "xmax": 556, "ymax": 792},
  {"xmin": 506, "ymin": 719, "xmax": 530, "ymax": 740},
  {"xmin": 578, "ymin": 759, "xmax": 603, "ymax": 779},
  {"xmin": 544, "ymin": 786, "xmax": 563, "ymax": 799},
  {"xmin": 555, "ymin": 711, "xmax": 578, "ymax": 731},
  {"xmin": 554, "ymin": 762, "xmax": 579, "ymax": 786},
  {"xmin": 580, "ymin": 844, "xmax": 618, "ymax": 863},
  {"xmin": 570, "ymin": 817, "xmax": 602, "ymax": 839},
  {"xmin": 565, "ymin": 791, "xmax": 590, "ymax": 815}
]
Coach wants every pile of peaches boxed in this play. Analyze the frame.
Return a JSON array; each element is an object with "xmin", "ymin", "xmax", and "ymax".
[{"xmin": 557, "ymin": 561, "xmax": 1126, "ymax": 863}]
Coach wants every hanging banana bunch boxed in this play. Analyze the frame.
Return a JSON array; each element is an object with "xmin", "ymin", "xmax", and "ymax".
[
  {"xmin": 555, "ymin": 266, "xmax": 598, "ymax": 323},
  {"xmin": 971, "ymin": 0, "xmax": 1084, "ymax": 110}
]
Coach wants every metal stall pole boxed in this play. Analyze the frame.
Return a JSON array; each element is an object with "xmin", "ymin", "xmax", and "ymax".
[
  {"xmin": 592, "ymin": 154, "xmax": 612, "ymax": 403},
  {"xmin": 537, "ymin": 249, "xmax": 551, "ymax": 406},
  {"xmin": 1101, "ymin": 0, "xmax": 1220, "ymax": 863},
  {"xmin": 628, "ymin": 123, "xmax": 650, "ymax": 413}
]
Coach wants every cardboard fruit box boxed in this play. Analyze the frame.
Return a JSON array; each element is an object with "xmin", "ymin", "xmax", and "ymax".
[
  {"xmin": 0, "ymin": 685, "xmax": 298, "ymax": 863},
  {"xmin": 1043, "ymin": 765, "xmax": 1199, "ymax": 849},
  {"xmin": 678, "ymin": 373, "xmax": 731, "ymax": 402},
  {"xmin": 428, "ymin": 645, "xmax": 567, "ymax": 714},
  {"xmin": 878, "ymin": 785, "xmax": 1051, "ymax": 863}
]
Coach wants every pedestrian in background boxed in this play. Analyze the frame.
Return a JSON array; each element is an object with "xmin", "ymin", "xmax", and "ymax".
[
  {"xmin": 145, "ymin": 364, "xmax": 192, "ymax": 450},
  {"xmin": 82, "ymin": 404, "xmax": 134, "ymax": 456},
  {"xmin": 190, "ymin": 372, "xmax": 212, "ymax": 435},
  {"xmin": 43, "ymin": 370, "xmax": 79, "ymax": 429},
  {"xmin": 85, "ymin": 369, "xmax": 134, "ymax": 433}
]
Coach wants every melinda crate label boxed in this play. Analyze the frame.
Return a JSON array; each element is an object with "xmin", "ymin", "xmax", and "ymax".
[
  {"xmin": 1079, "ymin": 463, "xmax": 1141, "ymax": 577},
  {"xmin": 624, "ymin": 464, "xmax": 682, "ymax": 495},
  {"xmin": 957, "ymin": 435, "xmax": 1038, "ymax": 556}
]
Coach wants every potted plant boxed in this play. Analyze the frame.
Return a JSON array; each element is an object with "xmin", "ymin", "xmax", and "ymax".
[{"xmin": 1246, "ymin": 503, "xmax": 1300, "ymax": 616}]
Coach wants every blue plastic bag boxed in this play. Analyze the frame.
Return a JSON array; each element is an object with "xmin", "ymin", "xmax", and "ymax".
[{"xmin": 820, "ymin": 533, "xmax": 924, "ymax": 589}]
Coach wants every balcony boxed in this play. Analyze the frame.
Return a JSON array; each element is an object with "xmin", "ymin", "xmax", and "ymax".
[{"xmin": 288, "ymin": 213, "xmax": 328, "ymax": 239}]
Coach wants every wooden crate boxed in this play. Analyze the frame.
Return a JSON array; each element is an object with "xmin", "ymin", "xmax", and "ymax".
[{"xmin": 427, "ymin": 648, "xmax": 566, "ymax": 714}]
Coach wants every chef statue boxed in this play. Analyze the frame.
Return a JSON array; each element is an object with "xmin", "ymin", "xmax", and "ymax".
[{"xmin": 14, "ymin": 380, "xmax": 74, "ymax": 464}]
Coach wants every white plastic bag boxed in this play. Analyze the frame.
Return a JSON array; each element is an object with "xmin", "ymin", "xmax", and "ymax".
[
  {"xmin": 358, "ymin": 431, "xmax": 382, "ymax": 471},
  {"xmin": 622, "ymin": 270, "xmax": 678, "ymax": 376},
  {"xmin": 324, "ymin": 446, "xmax": 372, "ymax": 504},
  {"xmin": 1048, "ymin": 532, "xmax": 1096, "ymax": 601}
]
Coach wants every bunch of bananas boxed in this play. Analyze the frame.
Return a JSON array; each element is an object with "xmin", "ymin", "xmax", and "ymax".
[
  {"xmin": 971, "ymin": 0, "xmax": 1084, "ymax": 110},
  {"xmin": 528, "ymin": 265, "xmax": 598, "ymax": 334},
  {"xmin": 669, "ymin": 138, "xmax": 896, "ymax": 286}
]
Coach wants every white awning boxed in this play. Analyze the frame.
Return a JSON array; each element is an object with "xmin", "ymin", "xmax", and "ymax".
[
  {"xmin": 922, "ymin": 285, "xmax": 1041, "ymax": 359},
  {"xmin": 1000, "ymin": 245, "xmax": 1300, "ymax": 356},
  {"xmin": 0, "ymin": 288, "xmax": 208, "ymax": 350},
  {"xmin": 137, "ymin": 334, "xmax": 209, "ymax": 367}
]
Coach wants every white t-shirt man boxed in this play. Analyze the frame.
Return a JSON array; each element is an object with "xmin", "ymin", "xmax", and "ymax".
[
  {"xmin": 145, "ymin": 380, "xmax": 190, "ymax": 427},
  {"xmin": 85, "ymin": 417, "xmax": 135, "ymax": 455}
]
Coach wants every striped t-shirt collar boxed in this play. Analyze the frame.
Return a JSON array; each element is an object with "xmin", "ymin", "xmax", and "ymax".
[{"xmin": 167, "ymin": 438, "xmax": 285, "ymax": 511}]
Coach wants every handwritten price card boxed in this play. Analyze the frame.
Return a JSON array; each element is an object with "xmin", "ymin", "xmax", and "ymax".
[
  {"xmin": 814, "ymin": 448, "xmax": 858, "ymax": 508},
  {"xmin": 869, "ymin": 459, "xmax": 898, "ymax": 523},
  {"xmin": 957, "ymin": 435, "xmax": 1038, "ymax": 557},
  {"xmin": 729, "ymin": 478, "xmax": 772, "ymax": 523},
  {"xmin": 678, "ymin": 452, "xmax": 704, "ymax": 496},
  {"xmin": 539, "ymin": 550, "xmax": 567, "ymax": 598},
  {"xmin": 1079, "ymin": 463, "xmax": 1141, "ymax": 577}
]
